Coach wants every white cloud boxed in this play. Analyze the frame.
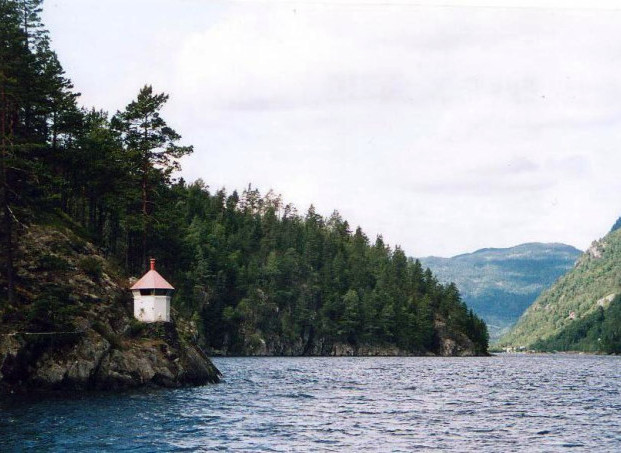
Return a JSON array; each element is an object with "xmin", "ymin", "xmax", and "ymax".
[{"xmin": 42, "ymin": 1, "xmax": 621, "ymax": 256}]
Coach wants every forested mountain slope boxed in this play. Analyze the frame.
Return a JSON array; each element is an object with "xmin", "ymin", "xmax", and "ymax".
[
  {"xmin": 420, "ymin": 244, "xmax": 581, "ymax": 339},
  {"xmin": 164, "ymin": 184, "xmax": 489, "ymax": 356},
  {"xmin": 499, "ymin": 228, "xmax": 621, "ymax": 353},
  {"xmin": 0, "ymin": 0, "xmax": 488, "ymax": 358}
]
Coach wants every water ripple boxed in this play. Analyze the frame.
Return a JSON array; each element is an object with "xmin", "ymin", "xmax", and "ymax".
[{"xmin": 1, "ymin": 355, "xmax": 620, "ymax": 451}]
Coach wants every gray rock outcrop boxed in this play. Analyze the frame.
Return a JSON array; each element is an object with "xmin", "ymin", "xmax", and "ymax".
[{"xmin": 0, "ymin": 224, "xmax": 220, "ymax": 394}]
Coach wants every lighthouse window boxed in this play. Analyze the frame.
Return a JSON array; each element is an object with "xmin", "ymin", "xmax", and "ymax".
[{"xmin": 139, "ymin": 289, "xmax": 169, "ymax": 296}]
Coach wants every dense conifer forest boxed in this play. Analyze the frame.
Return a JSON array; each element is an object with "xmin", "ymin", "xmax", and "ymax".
[{"xmin": 0, "ymin": 0, "xmax": 488, "ymax": 355}]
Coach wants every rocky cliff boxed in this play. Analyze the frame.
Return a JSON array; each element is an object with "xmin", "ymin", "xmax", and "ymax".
[{"xmin": 0, "ymin": 221, "xmax": 220, "ymax": 393}]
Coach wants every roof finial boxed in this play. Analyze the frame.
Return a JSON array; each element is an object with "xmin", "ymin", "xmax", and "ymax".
[{"xmin": 150, "ymin": 258, "xmax": 156, "ymax": 271}]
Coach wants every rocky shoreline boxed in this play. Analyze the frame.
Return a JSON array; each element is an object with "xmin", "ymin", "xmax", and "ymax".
[
  {"xmin": 0, "ymin": 322, "xmax": 220, "ymax": 394},
  {"xmin": 0, "ymin": 224, "xmax": 220, "ymax": 394},
  {"xmin": 208, "ymin": 320, "xmax": 483, "ymax": 357}
]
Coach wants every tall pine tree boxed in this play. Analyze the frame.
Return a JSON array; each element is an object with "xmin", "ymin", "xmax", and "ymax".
[{"xmin": 111, "ymin": 85, "xmax": 192, "ymax": 271}]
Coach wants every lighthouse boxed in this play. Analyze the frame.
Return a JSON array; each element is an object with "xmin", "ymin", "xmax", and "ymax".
[{"xmin": 130, "ymin": 258, "xmax": 174, "ymax": 322}]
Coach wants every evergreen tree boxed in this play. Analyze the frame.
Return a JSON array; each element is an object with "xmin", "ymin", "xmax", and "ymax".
[
  {"xmin": 111, "ymin": 85, "xmax": 193, "ymax": 270},
  {"xmin": 0, "ymin": 0, "xmax": 489, "ymax": 357},
  {"xmin": 0, "ymin": 0, "xmax": 24, "ymax": 303}
]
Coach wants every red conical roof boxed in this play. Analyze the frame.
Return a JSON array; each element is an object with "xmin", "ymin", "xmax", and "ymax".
[{"xmin": 130, "ymin": 259, "xmax": 174, "ymax": 290}]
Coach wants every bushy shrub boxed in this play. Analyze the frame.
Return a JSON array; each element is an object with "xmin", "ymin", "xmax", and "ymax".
[
  {"xmin": 38, "ymin": 253, "xmax": 71, "ymax": 272},
  {"xmin": 128, "ymin": 318, "xmax": 147, "ymax": 338},
  {"xmin": 246, "ymin": 333, "xmax": 264, "ymax": 353},
  {"xmin": 78, "ymin": 256, "xmax": 103, "ymax": 281}
]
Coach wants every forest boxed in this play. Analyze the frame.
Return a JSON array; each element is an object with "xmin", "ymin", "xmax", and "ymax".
[
  {"xmin": 0, "ymin": 0, "xmax": 488, "ymax": 355},
  {"xmin": 531, "ymin": 296, "xmax": 621, "ymax": 353}
]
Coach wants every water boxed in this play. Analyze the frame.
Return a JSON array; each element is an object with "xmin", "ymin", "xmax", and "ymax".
[{"xmin": 1, "ymin": 354, "xmax": 620, "ymax": 452}]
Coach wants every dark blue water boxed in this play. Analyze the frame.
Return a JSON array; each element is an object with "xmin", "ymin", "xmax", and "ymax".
[{"xmin": 1, "ymin": 354, "xmax": 620, "ymax": 452}]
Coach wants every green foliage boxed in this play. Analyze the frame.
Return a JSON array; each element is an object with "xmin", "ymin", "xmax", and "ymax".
[
  {"xmin": 501, "ymin": 229, "xmax": 621, "ymax": 351},
  {"xmin": 77, "ymin": 256, "xmax": 103, "ymax": 281},
  {"xmin": 610, "ymin": 216, "xmax": 621, "ymax": 233},
  {"xmin": 111, "ymin": 84, "xmax": 193, "ymax": 271},
  {"xmin": 25, "ymin": 284, "xmax": 73, "ymax": 331},
  {"xmin": 0, "ymin": 0, "xmax": 488, "ymax": 356},
  {"xmin": 165, "ymin": 184, "xmax": 488, "ymax": 355},
  {"xmin": 420, "ymin": 243, "xmax": 581, "ymax": 340},
  {"xmin": 128, "ymin": 318, "xmax": 147, "ymax": 338},
  {"xmin": 38, "ymin": 253, "xmax": 71, "ymax": 272},
  {"xmin": 531, "ymin": 296, "xmax": 621, "ymax": 354},
  {"xmin": 246, "ymin": 333, "xmax": 265, "ymax": 354}
]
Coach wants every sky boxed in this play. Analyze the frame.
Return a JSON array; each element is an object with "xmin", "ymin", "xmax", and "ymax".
[{"xmin": 42, "ymin": 0, "xmax": 621, "ymax": 257}]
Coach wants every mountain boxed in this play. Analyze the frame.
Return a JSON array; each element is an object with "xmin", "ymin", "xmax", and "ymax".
[
  {"xmin": 609, "ymin": 216, "xmax": 621, "ymax": 233},
  {"xmin": 419, "ymin": 243, "xmax": 581, "ymax": 340},
  {"xmin": 499, "ymin": 228, "xmax": 621, "ymax": 353}
]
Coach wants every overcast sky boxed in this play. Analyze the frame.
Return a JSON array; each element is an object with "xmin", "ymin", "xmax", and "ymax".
[{"xmin": 42, "ymin": 0, "xmax": 621, "ymax": 257}]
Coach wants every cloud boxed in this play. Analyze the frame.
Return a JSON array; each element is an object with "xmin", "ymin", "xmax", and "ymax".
[{"xmin": 42, "ymin": 1, "xmax": 621, "ymax": 256}]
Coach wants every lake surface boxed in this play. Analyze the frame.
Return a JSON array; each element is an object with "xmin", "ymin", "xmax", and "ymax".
[{"xmin": 1, "ymin": 354, "xmax": 620, "ymax": 452}]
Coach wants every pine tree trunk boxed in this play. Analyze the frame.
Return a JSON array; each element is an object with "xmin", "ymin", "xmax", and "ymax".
[
  {"xmin": 88, "ymin": 195, "xmax": 96, "ymax": 233},
  {"xmin": 141, "ymin": 118, "xmax": 150, "ymax": 270},
  {"xmin": 1, "ymin": 84, "xmax": 15, "ymax": 304},
  {"xmin": 52, "ymin": 110, "xmax": 57, "ymax": 153},
  {"xmin": 125, "ymin": 229, "xmax": 130, "ymax": 271},
  {"xmin": 4, "ymin": 199, "xmax": 15, "ymax": 304},
  {"xmin": 142, "ymin": 166, "xmax": 148, "ymax": 270}
]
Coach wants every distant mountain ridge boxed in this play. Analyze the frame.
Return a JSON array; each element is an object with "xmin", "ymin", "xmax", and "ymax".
[
  {"xmin": 499, "ymin": 227, "xmax": 621, "ymax": 353},
  {"xmin": 419, "ymin": 243, "xmax": 582, "ymax": 340}
]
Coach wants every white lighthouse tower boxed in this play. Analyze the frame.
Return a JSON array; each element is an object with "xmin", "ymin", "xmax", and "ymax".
[{"xmin": 130, "ymin": 258, "xmax": 174, "ymax": 322}]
